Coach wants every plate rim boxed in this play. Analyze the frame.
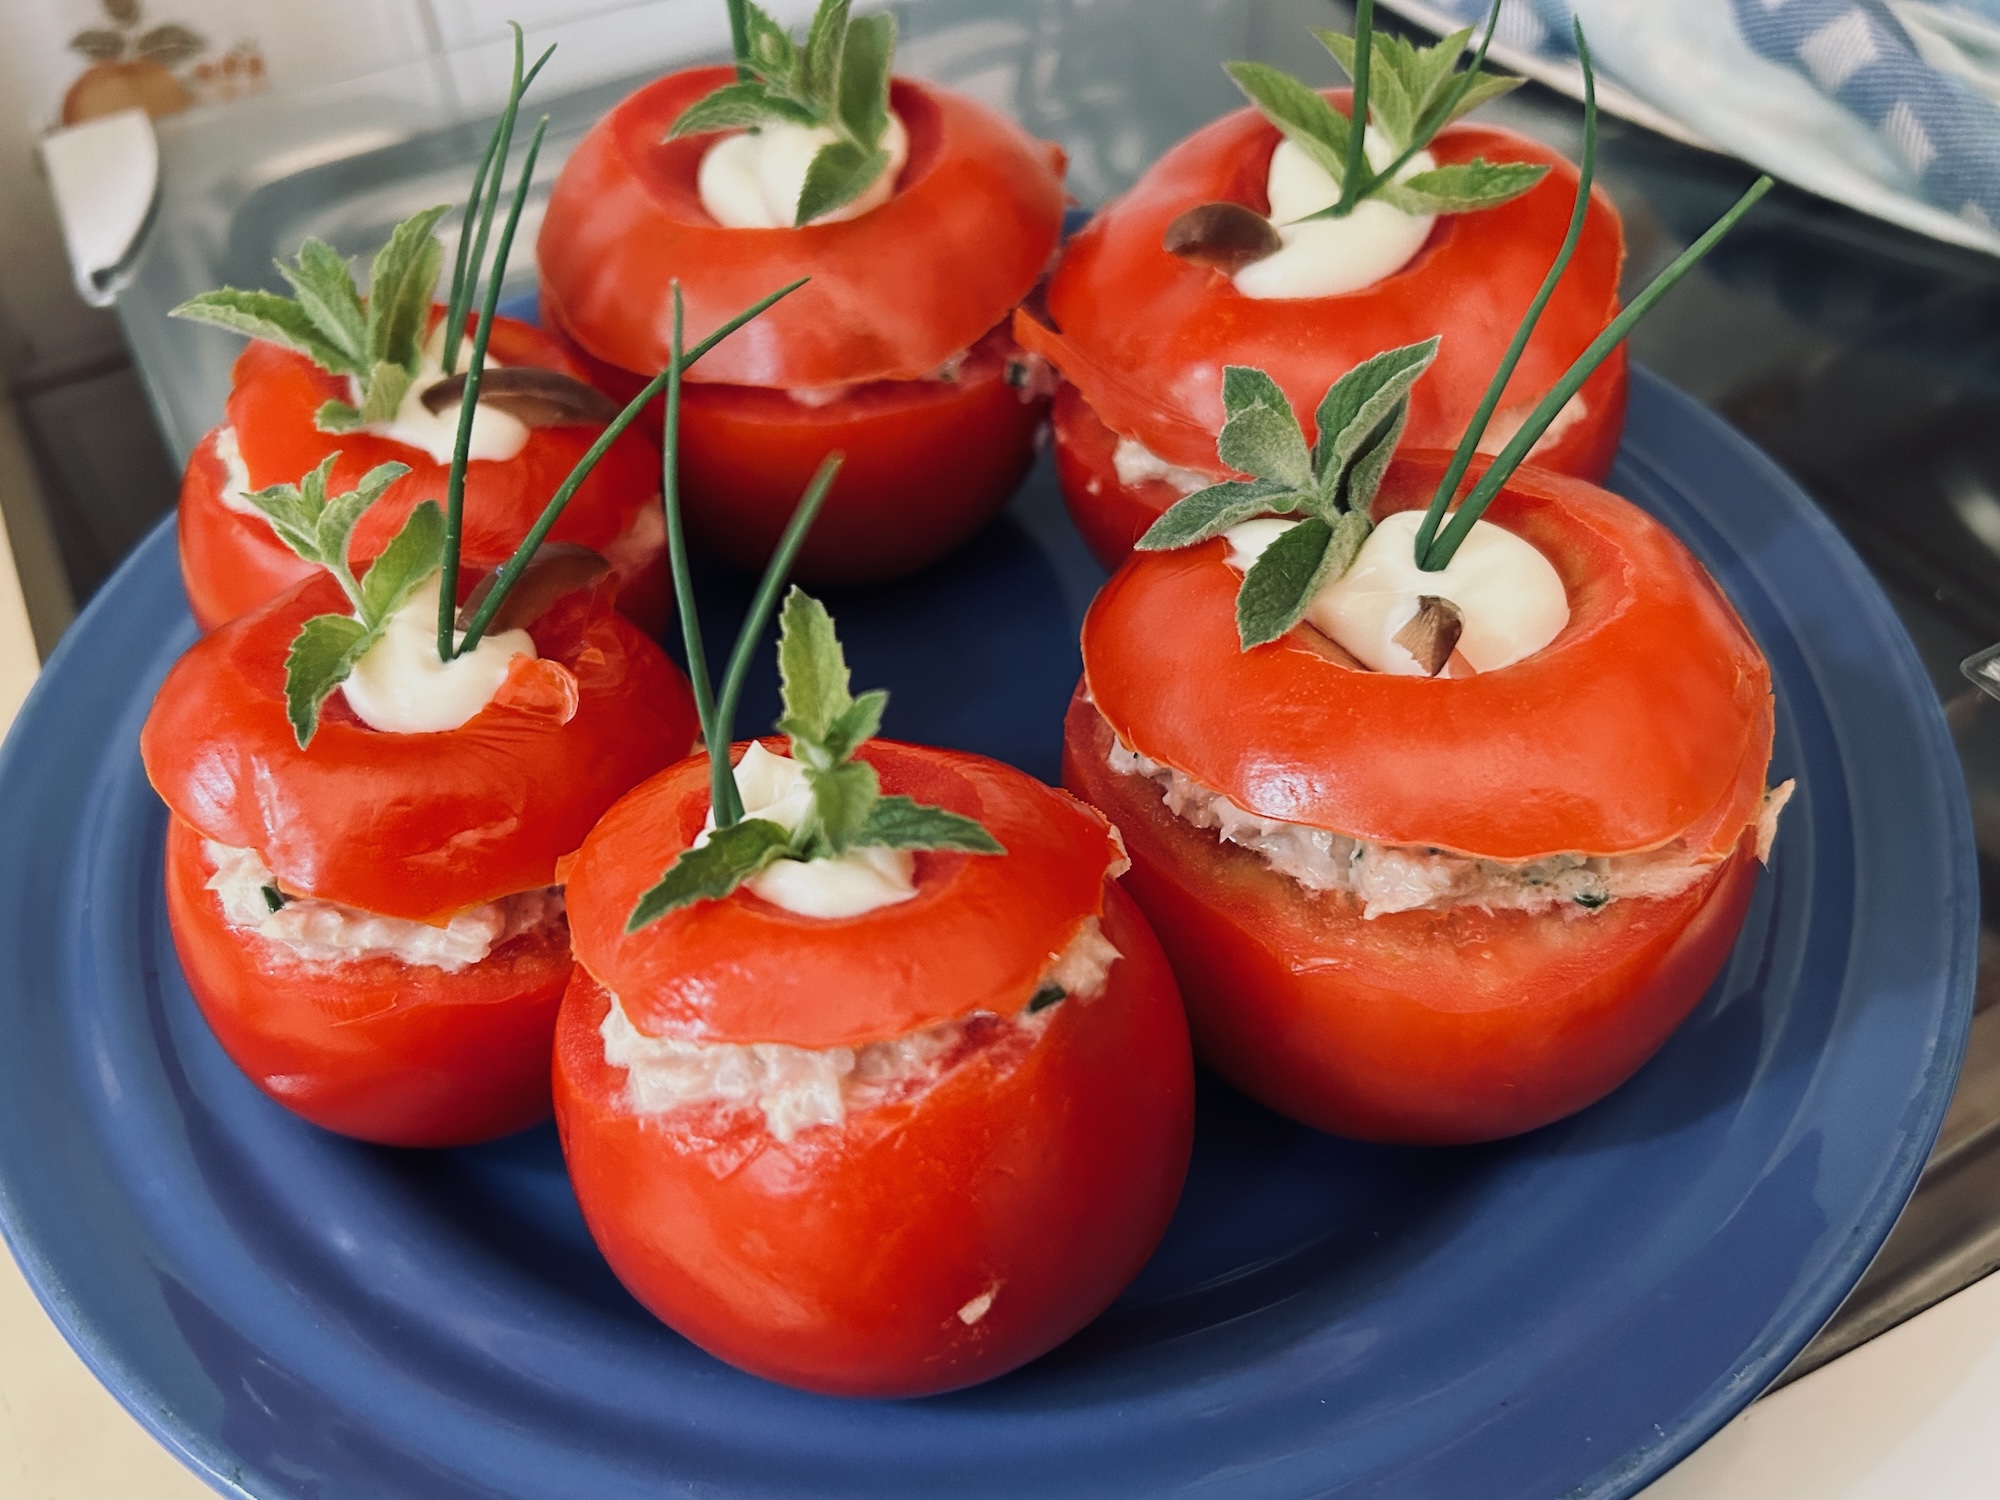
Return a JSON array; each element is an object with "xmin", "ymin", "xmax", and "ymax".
[{"xmin": 0, "ymin": 364, "xmax": 1978, "ymax": 1500}]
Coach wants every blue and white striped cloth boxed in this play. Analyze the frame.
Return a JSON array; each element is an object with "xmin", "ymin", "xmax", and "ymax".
[{"xmin": 1419, "ymin": 0, "xmax": 2000, "ymax": 233}]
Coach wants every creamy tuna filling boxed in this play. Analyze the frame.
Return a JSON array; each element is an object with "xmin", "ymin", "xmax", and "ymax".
[
  {"xmin": 600, "ymin": 917, "xmax": 1123, "ymax": 1141},
  {"xmin": 1107, "ymin": 737, "xmax": 1728, "ymax": 918},
  {"xmin": 205, "ymin": 840, "xmax": 562, "ymax": 971}
]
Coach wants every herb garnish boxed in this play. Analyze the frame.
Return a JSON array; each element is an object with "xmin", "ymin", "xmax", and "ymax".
[
  {"xmin": 1205, "ymin": 0, "xmax": 1538, "ymax": 238},
  {"xmin": 626, "ymin": 287, "xmax": 1001, "ymax": 931},
  {"xmin": 1135, "ymin": 342, "xmax": 1438, "ymax": 649},
  {"xmin": 1140, "ymin": 24, "xmax": 1776, "ymax": 643},
  {"xmin": 670, "ymin": 0, "xmax": 899, "ymax": 227}
]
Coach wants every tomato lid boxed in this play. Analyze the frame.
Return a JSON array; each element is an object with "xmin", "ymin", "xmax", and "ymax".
[
  {"xmin": 536, "ymin": 69, "xmax": 1066, "ymax": 388},
  {"xmin": 1081, "ymin": 455, "xmax": 1773, "ymax": 862},
  {"xmin": 564, "ymin": 740, "xmax": 1125, "ymax": 1048},
  {"xmin": 141, "ymin": 575, "xmax": 697, "ymax": 922},
  {"xmin": 1023, "ymin": 100, "xmax": 1624, "ymax": 473}
]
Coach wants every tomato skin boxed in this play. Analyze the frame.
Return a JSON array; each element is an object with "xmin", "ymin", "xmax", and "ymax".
[
  {"xmin": 141, "ymin": 575, "xmax": 698, "ymax": 924},
  {"xmin": 553, "ymin": 879, "xmax": 1193, "ymax": 1397},
  {"xmin": 540, "ymin": 314, "xmax": 1044, "ymax": 584},
  {"xmin": 164, "ymin": 817, "xmax": 571, "ymax": 1146},
  {"xmin": 566, "ymin": 740, "xmax": 1129, "ymax": 1048},
  {"xmin": 1081, "ymin": 453, "xmax": 1772, "ymax": 862},
  {"xmin": 1064, "ymin": 691, "xmax": 1758, "ymax": 1142},
  {"xmin": 1015, "ymin": 96, "xmax": 1626, "ymax": 480},
  {"xmin": 537, "ymin": 69, "xmax": 1065, "ymax": 389},
  {"xmin": 179, "ymin": 312, "xmax": 669, "ymax": 634}
]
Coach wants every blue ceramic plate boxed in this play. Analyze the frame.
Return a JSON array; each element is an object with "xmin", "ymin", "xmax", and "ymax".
[{"xmin": 0, "ymin": 368, "xmax": 1975, "ymax": 1500}]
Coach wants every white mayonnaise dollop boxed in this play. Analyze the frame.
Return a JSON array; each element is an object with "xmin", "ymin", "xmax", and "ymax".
[
  {"xmin": 1234, "ymin": 131, "xmax": 1437, "ymax": 301},
  {"xmin": 364, "ymin": 336, "xmax": 529, "ymax": 465},
  {"xmin": 1224, "ymin": 509, "xmax": 1568, "ymax": 675},
  {"xmin": 340, "ymin": 575, "xmax": 537, "ymax": 733},
  {"xmin": 699, "ymin": 113, "xmax": 911, "ymax": 229},
  {"xmin": 701, "ymin": 741, "xmax": 917, "ymax": 918}
]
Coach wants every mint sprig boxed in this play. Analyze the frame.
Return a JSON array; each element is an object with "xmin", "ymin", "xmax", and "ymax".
[
  {"xmin": 1136, "ymin": 340, "xmax": 1438, "ymax": 648},
  {"xmin": 626, "ymin": 589, "xmax": 1003, "ymax": 927},
  {"xmin": 1223, "ymin": 0, "xmax": 1545, "ymax": 223},
  {"xmin": 671, "ymin": 0, "xmax": 899, "ymax": 226},
  {"xmin": 173, "ymin": 204, "xmax": 450, "ymax": 434},
  {"xmin": 625, "ymin": 281, "xmax": 1000, "ymax": 931},
  {"xmin": 239, "ymin": 455, "xmax": 445, "ymax": 746}
]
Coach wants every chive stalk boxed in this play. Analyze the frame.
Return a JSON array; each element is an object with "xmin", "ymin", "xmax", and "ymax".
[
  {"xmin": 1334, "ymin": 0, "xmax": 1374, "ymax": 218},
  {"xmin": 1412, "ymin": 20, "xmax": 1599, "ymax": 570},
  {"xmin": 727, "ymin": 0, "xmax": 752, "ymax": 78},
  {"xmin": 438, "ymin": 111, "xmax": 549, "ymax": 660},
  {"xmin": 1356, "ymin": 0, "xmax": 1505, "ymax": 203}
]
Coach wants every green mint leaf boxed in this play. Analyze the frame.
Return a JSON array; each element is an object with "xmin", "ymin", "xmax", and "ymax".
[
  {"xmin": 314, "ymin": 400, "xmax": 366, "ymax": 433},
  {"xmin": 669, "ymin": 81, "xmax": 820, "ymax": 136},
  {"xmin": 837, "ymin": 10, "xmax": 896, "ymax": 148},
  {"xmin": 276, "ymin": 239, "xmax": 367, "ymax": 369},
  {"xmin": 742, "ymin": 1, "xmax": 799, "ymax": 86},
  {"xmin": 1136, "ymin": 478, "xmax": 1303, "ymax": 551},
  {"xmin": 171, "ymin": 289, "xmax": 357, "ymax": 375},
  {"xmin": 242, "ymin": 454, "xmax": 337, "ymax": 565},
  {"xmin": 626, "ymin": 818, "xmax": 795, "ymax": 930},
  {"xmin": 821, "ymin": 688, "xmax": 886, "ymax": 765},
  {"xmin": 806, "ymin": 758, "xmax": 879, "ymax": 856},
  {"xmin": 1375, "ymin": 159, "xmax": 1547, "ymax": 215},
  {"xmin": 1337, "ymin": 398, "xmax": 1409, "ymax": 519},
  {"xmin": 774, "ymin": 586, "xmax": 855, "ymax": 757},
  {"xmin": 315, "ymin": 461, "xmax": 409, "ymax": 580},
  {"xmin": 365, "ymin": 205, "xmax": 449, "ymax": 372},
  {"xmin": 799, "ymin": 0, "xmax": 850, "ymax": 114},
  {"xmin": 1223, "ymin": 61, "xmax": 1351, "ymax": 185},
  {"xmin": 1236, "ymin": 516, "xmax": 1337, "ymax": 649},
  {"xmin": 1314, "ymin": 27, "xmax": 1416, "ymax": 148},
  {"xmin": 357, "ymin": 360, "xmax": 415, "ymax": 426},
  {"xmin": 357, "ymin": 499, "xmax": 445, "ymax": 627},
  {"xmin": 1324, "ymin": 507, "xmax": 1373, "ymax": 585},
  {"xmin": 284, "ymin": 612, "xmax": 372, "ymax": 747},
  {"xmin": 1308, "ymin": 337, "xmax": 1439, "ymax": 501},
  {"xmin": 1399, "ymin": 25, "xmax": 1471, "ymax": 107},
  {"xmin": 858, "ymin": 795, "xmax": 1006, "ymax": 854},
  {"xmin": 794, "ymin": 140, "xmax": 891, "ymax": 226},
  {"xmin": 1217, "ymin": 365, "xmax": 1313, "ymax": 490},
  {"xmin": 1429, "ymin": 70, "xmax": 1521, "ymax": 131}
]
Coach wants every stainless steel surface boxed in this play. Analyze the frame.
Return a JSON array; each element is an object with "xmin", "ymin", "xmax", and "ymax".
[{"xmin": 101, "ymin": 0, "xmax": 2000, "ymax": 1388}]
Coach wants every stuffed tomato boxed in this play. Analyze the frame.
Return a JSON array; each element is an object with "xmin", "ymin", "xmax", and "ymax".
[
  {"xmin": 1066, "ymin": 450, "xmax": 1786, "ymax": 1144},
  {"xmin": 555, "ymin": 736, "xmax": 1192, "ymax": 1397},
  {"xmin": 142, "ymin": 566, "xmax": 697, "ymax": 1147},
  {"xmin": 178, "ymin": 310, "xmax": 668, "ymax": 635},
  {"xmin": 536, "ymin": 1, "xmax": 1066, "ymax": 584},
  {"xmin": 1016, "ymin": 21, "xmax": 1627, "ymax": 569}
]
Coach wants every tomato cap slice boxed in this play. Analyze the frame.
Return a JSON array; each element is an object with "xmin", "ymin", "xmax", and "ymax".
[
  {"xmin": 1081, "ymin": 454, "xmax": 1774, "ymax": 861},
  {"xmin": 564, "ymin": 740, "xmax": 1125, "ymax": 1048},
  {"xmin": 537, "ymin": 69, "xmax": 1066, "ymax": 388},
  {"xmin": 1021, "ymin": 97, "xmax": 1626, "ymax": 475},
  {"xmin": 142, "ymin": 575, "xmax": 698, "ymax": 923}
]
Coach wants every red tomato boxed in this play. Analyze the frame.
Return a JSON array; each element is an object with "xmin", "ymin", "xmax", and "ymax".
[
  {"xmin": 1065, "ymin": 453, "xmax": 1777, "ymax": 1142},
  {"xmin": 1015, "ymin": 95, "xmax": 1627, "ymax": 567},
  {"xmin": 1065, "ymin": 693, "xmax": 1758, "ymax": 1142},
  {"xmin": 545, "ymin": 314, "xmax": 1045, "ymax": 582},
  {"xmin": 535, "ymin": 68, "xmax": 1066, "ymax": 582},
  {"xmin": 553, "ymin": 740, "xmax": 1194, "ymax": 1395},
  {"xmin": 142, "ymin": 572, "xmax": 699, "ymax": 925},
  {"xmin": 162, "ymin": 817, "xmax": 572, "ymax": 1147},
  {"xmin": 177, "ymin": 311, "xmax": 669, "ymax": 633}
]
